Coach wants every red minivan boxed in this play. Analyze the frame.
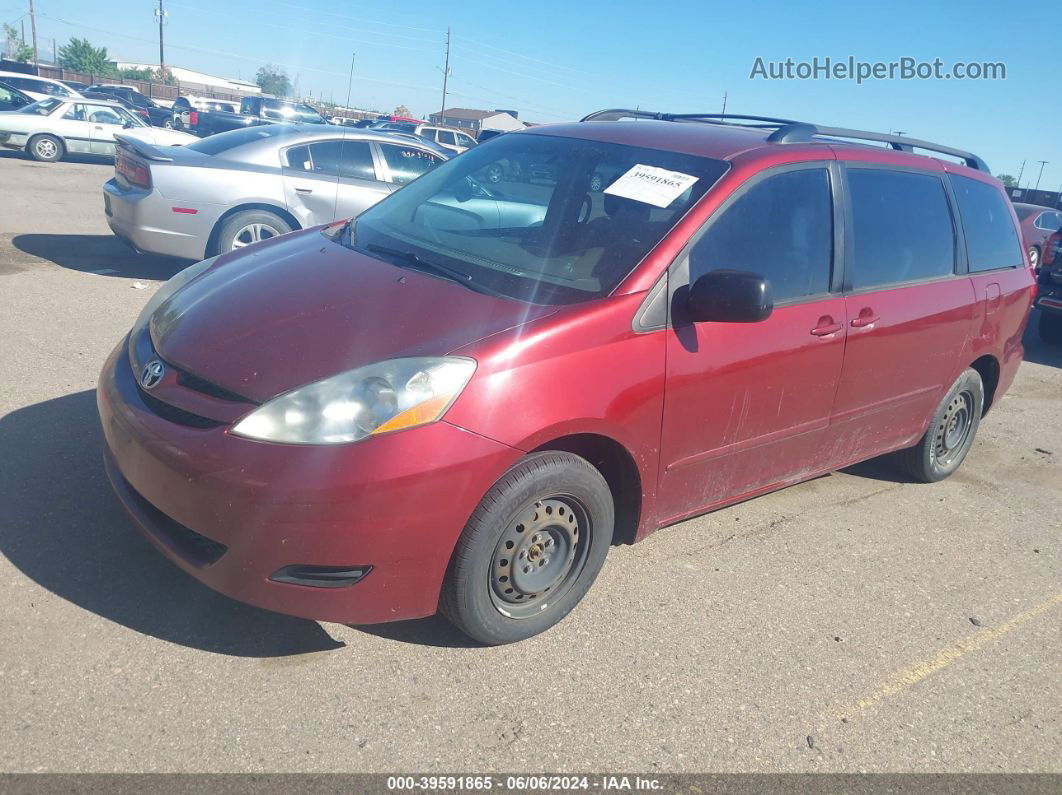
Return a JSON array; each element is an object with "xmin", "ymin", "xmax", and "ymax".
[{"xmin": 97, "ymin": 110, "xmax": 1035, "ymax": 644}]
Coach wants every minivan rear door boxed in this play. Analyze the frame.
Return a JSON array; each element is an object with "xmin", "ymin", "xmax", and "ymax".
[
  {"xmin": 830, "ymin": 164, "xmax": 974, "ymax": 457},
  {"xmin": 658, "ymin": 163, "xmax": 847, "ymax": 521}
]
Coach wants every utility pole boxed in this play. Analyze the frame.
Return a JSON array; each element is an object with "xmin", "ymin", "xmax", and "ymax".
[
  {"xmin": 439, "ymin": 26, "xmax": 451, "ymax": 121},
  {"xmin": 28, "ymin": 0, "xmax": 38, "ymax": 66},
  {"xmin": 720, "ymin": 91, "xmax": 727, "ymax": 118},
  {"xmin": 156, "ymin": 0, "xmax": 166, "ymax": 73},
  {"xmin": 1016, "ymin": 160, "xmax": 1026, "ymax": 188},
  {"xmin": 1035, "ymin": 160, "xmax": 1049, "ymax": 192}
]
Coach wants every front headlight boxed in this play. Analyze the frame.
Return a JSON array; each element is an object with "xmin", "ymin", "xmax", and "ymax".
[{"xmin": 231, "ymin": 357, "xmax": 477, "ymax": 445}]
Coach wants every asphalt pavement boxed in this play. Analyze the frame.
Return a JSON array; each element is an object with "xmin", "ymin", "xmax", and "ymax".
[{"xmin": 0, "ymin": 149, "xmax": 1059, "ymax": 773}]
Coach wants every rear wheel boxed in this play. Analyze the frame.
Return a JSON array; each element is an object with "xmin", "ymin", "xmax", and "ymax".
[
  {"xmin": 28, "ymin": 134, "xmax": 63, "ymax": 162},
  {"xmin": 162, "ymin": 118, "xmax": 174, "ymax": 129},
  {"xmin": 217, "ymin": 209, "xmax": 291, "ymax": 253},
  {"xmin": 1029, "ymin": 246, "xmax": 1041, "ymax": 271},
  {"xmin": 1040, "ymin": 311, "xmax": 1062, "ymax": 345},
  {"xmin": 441, "ymin": 452, "xmax": 614, "ymax": 645},
  {"xmin": 895, "ymin": 368, "xmax": 984, "ymax": 482}
]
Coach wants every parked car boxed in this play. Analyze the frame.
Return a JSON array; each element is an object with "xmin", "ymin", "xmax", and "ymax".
[
  {"xmin": 1035, "ymin": 229, "xmax": 1062, "ymax": 343},
  {"xmin": 0, "ymin": 81, "xmax": 34, "ymax": 112},
  {"xmin": 97, "ymin": 110, "xmax": 1034, "ymax": 645},
  {"xmin": 0, "ymin": 70, "xmax": 82, "ymax": 102},
  {"xmin": 170, "ymin": 95, "xmax": 238, "ymax": 131},
  {"xmin": 181, "ymin": 95, "xmax": 328, "ymax": 137},
  {"xmin": 103, "ymin": 124, "xmax": 449, "ymax": 258},
  {"xmin": 82, "ymin": 90, "xmax": 155, "ymax": 125},
  {"xmin": 85, "ymin": 84, "xmax": 173, "ymax": 127},
  {"xmin": 0, "ymin": 96, "xmax": 195, "ymax": 161},
  {"xmin": 369, "ymin": 121, "xmax": 477, "ymax": 154},
  {"xmin": 1012, "ymin": 202, "xmax": 1062, "ymax": 271},
  {"xmin": 59, "ymin": 79, "xmax": 92, "ymax": 92}
]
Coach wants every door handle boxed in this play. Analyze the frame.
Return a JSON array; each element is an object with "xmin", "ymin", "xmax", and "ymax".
[
  {"xmin": 850, "ymin": 309, "xmax": 880, "ymax": 328},
  {"xmin": 810, "ymin": 317, "xmax": 843, "ymax": 337},
  {"xmin": 295, "ymin": 187, "xmax": 313, "ymax": 194}
]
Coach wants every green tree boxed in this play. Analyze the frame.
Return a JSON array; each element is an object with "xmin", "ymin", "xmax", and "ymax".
[
  {"xmin": 996, "ymin": 174, "xmax": 1016, "ymax": 188},
  {"xmin": 57, "ymin": 37, "xmax": 114, "ymax": 75},
  {"xmin": 393, "ymin": 104, "xmax": 411, "ymax": 117},
  {"xmin": 3, "ymin": 23, "xmax": 33, "ymax": 62},
  {"xmin": 152, "ymin": 67, "xmax": 177, "ymax": 86},
  {"xmin": 255, "ymin": 64, "xmax": 291, "ymax": 97}
]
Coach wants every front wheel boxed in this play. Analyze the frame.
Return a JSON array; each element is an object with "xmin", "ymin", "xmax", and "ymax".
[
  {"xmin": 28, "ymin": 134, "xmax": 63, "ymax": 162},
  {"xmin": 1040, "ymin": 311, "xmax": 1062, "ymax": 345},
  {"xmin": 441, "ymin": 452, "xmax": 614, "ymax": 645},
  {"xmin": 895, "ymin": 368, "xmax": 984, "ymax": 482}
]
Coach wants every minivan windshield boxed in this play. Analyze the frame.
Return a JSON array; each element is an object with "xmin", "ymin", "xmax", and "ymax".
[{"xmin": 345, "ymin": 132, "xmax": 728, "ymax": 304}]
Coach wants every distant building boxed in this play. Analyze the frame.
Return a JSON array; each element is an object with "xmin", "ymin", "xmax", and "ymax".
[
  {"xmin": 427, "ymin": 108, "xmax": 523, "ymax": 134},
  {"xmin": 113, "ymin": 62, "xmax": 260, "ymax": 95}
]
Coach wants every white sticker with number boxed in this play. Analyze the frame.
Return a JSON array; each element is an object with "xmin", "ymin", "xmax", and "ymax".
[{"xmin": 602, "ymin": 164, "xmax": 699, "ymax": 208}]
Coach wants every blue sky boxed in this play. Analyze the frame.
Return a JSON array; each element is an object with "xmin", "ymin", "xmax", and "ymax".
[{"xmin": 6, "ymin": 0, "xmax": 1060, "ymax": 188}]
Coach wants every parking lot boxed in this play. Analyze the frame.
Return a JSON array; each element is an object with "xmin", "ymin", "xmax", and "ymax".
[{"xmin": 0, "ymin": 149, "xmax": 1059, "ymax": 773}]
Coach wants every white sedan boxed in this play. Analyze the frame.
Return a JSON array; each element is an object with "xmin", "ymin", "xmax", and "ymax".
[{"xmin": 0, "ymin": 96, "xmax": 196, "ymax": 162}]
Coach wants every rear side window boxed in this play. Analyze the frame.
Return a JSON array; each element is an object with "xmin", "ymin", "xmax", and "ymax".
[
  {"xmin": 286, "ymin": 140, "xmax": 375, "ymax": 180},
  {"xmin": 186, "ymin": 125, "xmax": 303, "ymax": 155},
  {"xmin": 690, "ymin": 168, "xmax": 833, "ymax": 302},
  {"xmin": 847, "ymin": 169, "xmax": 955, "ymax": 289},
  {"xmin": 948, "ymin": 174, "xmax": 1023, "ymax": 272}
]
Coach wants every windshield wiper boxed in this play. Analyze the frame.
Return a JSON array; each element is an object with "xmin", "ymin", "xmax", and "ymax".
[{"xmin": 364, "ymin": 243, "xmax": 506, "ymax": 298}]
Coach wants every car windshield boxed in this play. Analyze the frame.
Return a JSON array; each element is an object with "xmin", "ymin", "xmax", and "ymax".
[
  {"xmin": 261, "ymin": 100, "xmax": 323, "ymax": 123},
  {"xmin": 344, "ymin": 132, "xmax": 729, "ymax": 305},
  {"xmin": 18, "ymin": 97, "xmax": 62, "ymax": 115}
]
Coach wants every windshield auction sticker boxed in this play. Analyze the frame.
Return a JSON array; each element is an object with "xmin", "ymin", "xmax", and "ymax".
[{"xmin": 603, "ymin": 164, "xmax": 699, "ymax": 208}]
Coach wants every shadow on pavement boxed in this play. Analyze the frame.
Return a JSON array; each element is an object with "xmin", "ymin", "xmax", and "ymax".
[
  {"xmin": 1022, "ymin": 309, "xmax": 1062, "ymax": 368},
  {"xmin": 0, "ymin": 148, "xmax": 113, "ymax": 167},
  {"xmin": 352, "ymin": 615, "xmax": 480, "ymax": 649},
  {"xmin": 0, "ymin": 389, "xmax": 345, "ymax": 657},
  {"xmin": 12, "ymin": 233, "xmax": 190, "ymax": 281}
]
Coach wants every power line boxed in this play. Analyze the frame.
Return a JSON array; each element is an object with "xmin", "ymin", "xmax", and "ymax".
[{"xmin": 453, "ymin": 33, "xmax": 595, "ymax": 77}]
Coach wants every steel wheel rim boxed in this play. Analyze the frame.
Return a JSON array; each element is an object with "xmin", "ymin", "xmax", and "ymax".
[
  {"xmin": 230, "ymin": 222, "xmax": 280, "ymax": 249},
  {"xmin": 35, "ymin": 138, "xmax": 57, "ymax": 158},
  {"xmin": 932, "ymin": 389, "xmax": 974, "ymax": 467},
  {"xmin": 489, "ymin": 496, "xmax": 590, "ymax": 620}
]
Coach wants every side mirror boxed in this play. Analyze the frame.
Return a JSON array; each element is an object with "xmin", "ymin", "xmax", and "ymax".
[{"xmin": 685, "ymin": 269, "xmax": 773, "ymax": 323}]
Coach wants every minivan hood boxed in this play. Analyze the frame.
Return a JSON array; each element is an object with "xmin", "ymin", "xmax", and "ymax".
[{"xmin": 150, "ymin": 229, "xmax": 554, "ymax": 402}]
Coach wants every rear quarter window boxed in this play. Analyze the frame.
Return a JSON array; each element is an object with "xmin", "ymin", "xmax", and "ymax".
[
  {"xmin": 948, "ymin": 174, "xmax": 1024, "ymax": 272},
  {"xmin": 847, "ymin": 168, "xmax": 955, "ymax": 290}
]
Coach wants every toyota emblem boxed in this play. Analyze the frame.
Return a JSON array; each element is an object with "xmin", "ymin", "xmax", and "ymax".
[{"xmin": 139, "ymin": 359, "xmax": 166, "ymax": 390}]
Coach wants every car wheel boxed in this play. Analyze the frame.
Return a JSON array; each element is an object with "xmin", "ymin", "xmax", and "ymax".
[
  {"xmin": 589, "ymin": 173, "xmax": 604, "ymax": 191},
  {"xmin": 1039, "ymin": 311, "xmax": 1062, "ymax": 345},
  {"xmin": 441, "ymin": 451, "xmax": 614, "ymax": 645},
  {"xmin": 485, "ymin": 163, "xmax": 503, "ymax": 184},
  {"xmin": 163, "ymin": 118, "xmax": 174, "ymax": 129},
  {"xmin": 1029, "ymin": 246, "xmax": 1040, "ymax": 271},
  {"xmin": 895, "ymin": 368, "xmax": 984, "ymax": 483},
  {"xmin": 217, "ymin": 210, "xmax": 292, "ymax": 253},
  {"xmin": 27, "ymin": 134, "xmax": 63, "ymax": 163}
]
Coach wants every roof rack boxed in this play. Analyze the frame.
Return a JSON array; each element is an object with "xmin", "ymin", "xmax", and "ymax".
[{"xmin": 579, "ymin": 109, "xmax": 989, "ymax": 172}]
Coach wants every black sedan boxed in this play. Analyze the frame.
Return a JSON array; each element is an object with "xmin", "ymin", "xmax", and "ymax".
[{"xmin": 0, "ymin": 80, "xmax": 34, "ymax": 112}]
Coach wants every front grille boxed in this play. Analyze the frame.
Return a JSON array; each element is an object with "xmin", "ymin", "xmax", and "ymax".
[
  {"xmin": 176, "ymin": 370, "xmax": 254, "ymax": 404},
  {"xmin": 122, "ymin": 476, "xmax": 228, "ymax": 566},
  {"xmin": 137, "ymin": 388, "xmax": 224, "ymax": 429}
]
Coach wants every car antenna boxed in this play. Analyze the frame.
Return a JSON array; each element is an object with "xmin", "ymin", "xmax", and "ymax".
[{"xmin": 334, "ymin": 51, "xmax": 356, "ymax": 223}]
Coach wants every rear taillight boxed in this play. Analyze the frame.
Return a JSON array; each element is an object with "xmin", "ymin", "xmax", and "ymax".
[
  {"xmin": 188, "ymin": 110, "xmax": 198, "ymax": 126},
  {"xmin": 1044, "ymin": 232, "xmax": 1062, "ymax": 268},
  {"xmin": 116, "ymin": 153, "xmax": 151, "ymax": 189},
  {"xmin": 138, "ymin": 109, "xmax": 150, "ymax": 120}
]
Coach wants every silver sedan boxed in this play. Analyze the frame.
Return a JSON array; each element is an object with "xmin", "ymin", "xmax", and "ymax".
[{"xmin": 102, "ymin": 125, "xmax": 451, "ymax": 260}]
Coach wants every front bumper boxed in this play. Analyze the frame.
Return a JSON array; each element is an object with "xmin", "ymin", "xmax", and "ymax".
[
  {"xmin": 97, "ymin": 340, "xmax": 521, "ymax": 624},
  {"xmin": 103, "ymin": 178, "xmax": 216, "ymax": 261},
  {"xmin": 0, "ymin": 131, "xmax": 27, "ymax": 149}
]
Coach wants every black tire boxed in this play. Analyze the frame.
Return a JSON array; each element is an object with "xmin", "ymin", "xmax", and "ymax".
[
  {"xmin": 895, "ymin": 368, "xmax": 984, "ymax": 483},
  {"xmin": 441, "ymin": 451, "xmax": 614, "ymax": 645},
  {"xmin": 1039, "ymin": 311, "xmax": 1062, "ymax": 345},
  {"xmin": 216, "ymin": 209, "xmax": 292, "ymax": 254},
  {"xmin": 27, "ymin": 134, "xmax": 63, "ymax": 163}
]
